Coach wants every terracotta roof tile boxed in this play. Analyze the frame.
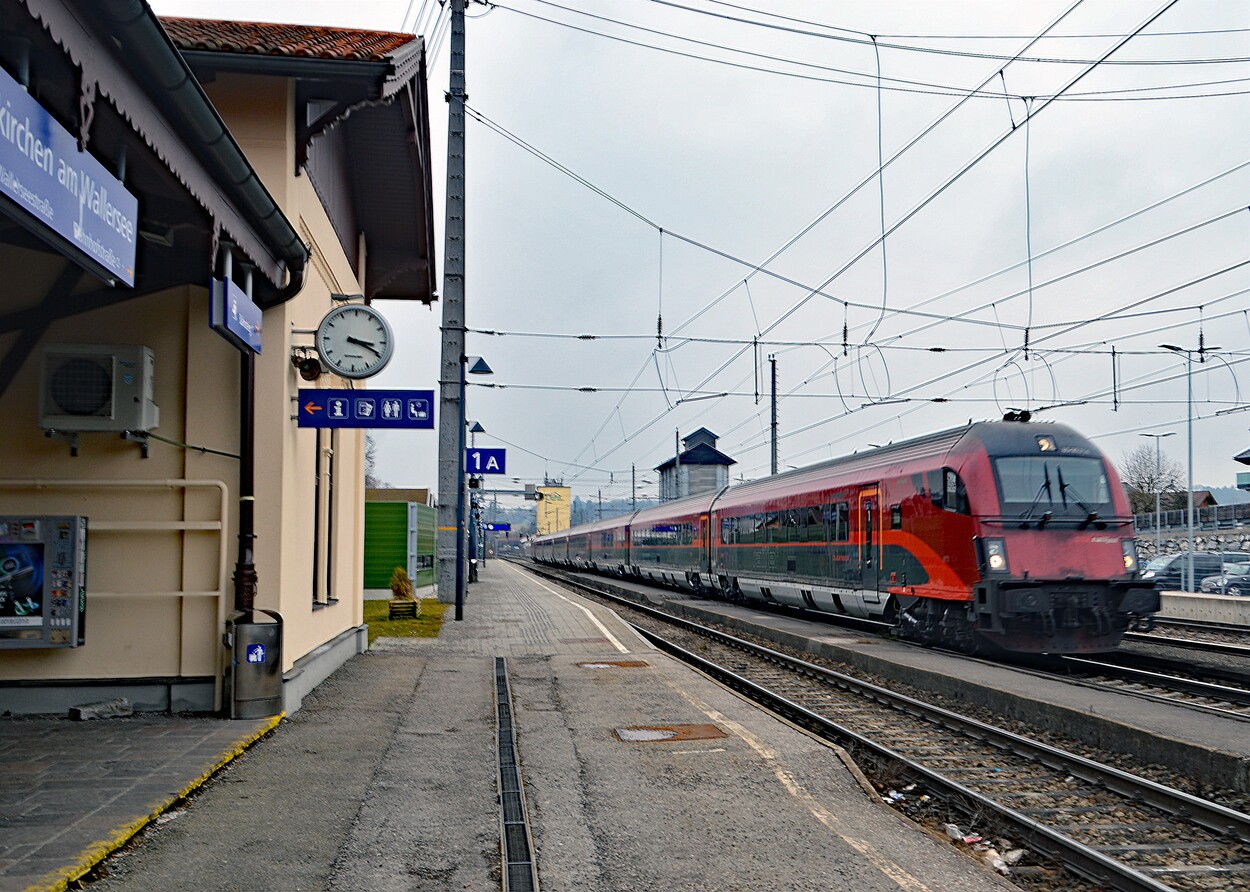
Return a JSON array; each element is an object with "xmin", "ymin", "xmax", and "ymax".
[{"xmin": 160, "ymin": 17, "xmax": 416, "ymax": 63}]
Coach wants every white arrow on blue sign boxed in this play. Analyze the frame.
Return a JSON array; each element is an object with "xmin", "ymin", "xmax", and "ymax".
[{"xmin": 466, "ymin": 448, "xmax": 506, "ymax": 474}]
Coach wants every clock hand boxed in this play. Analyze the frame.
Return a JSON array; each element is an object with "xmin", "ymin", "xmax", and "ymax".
[{"xmin": 345, "ymin": 336, "xmax": 382, "ymax": 357}]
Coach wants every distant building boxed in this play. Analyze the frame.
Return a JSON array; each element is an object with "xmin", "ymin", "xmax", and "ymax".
[{"xmin": 656, "ymin": 428, "xmax": 736, "ymax": 501}]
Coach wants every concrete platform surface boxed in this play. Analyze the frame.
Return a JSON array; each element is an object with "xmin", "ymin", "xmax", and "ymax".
[
  {"xmin": 0, "ymin": 713, "xmax": 275, "ymax": 891},
  {"xmin": 5, "ymin": 560, "xmax": 1017, "ymax": 891}
]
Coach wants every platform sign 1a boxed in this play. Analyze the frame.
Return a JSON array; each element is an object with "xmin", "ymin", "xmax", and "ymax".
[
  {"xmin": 297, "ymin": 389, "xmax": 435, "ymax": 429},
  {"xmin": 466, "ymin": 448, "xmax": 506, "ymax": 474}
]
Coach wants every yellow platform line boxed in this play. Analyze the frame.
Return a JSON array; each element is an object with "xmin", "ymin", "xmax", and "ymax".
[{"xmin": 25, "ymin": 713, "xmax": 283, "ymax": 892}]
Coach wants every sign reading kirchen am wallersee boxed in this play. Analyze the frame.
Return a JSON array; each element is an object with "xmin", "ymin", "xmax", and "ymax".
[{"xmin": 0, "ymin": 66, "xmax": 138, "ymax": 286}]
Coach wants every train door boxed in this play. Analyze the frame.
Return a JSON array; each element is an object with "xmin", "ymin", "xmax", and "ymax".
[
  {"xmin": 698, "ymin": 513, "xmax": 710, "ymax": 576},
  {"xmin": 859, "ymin": 486, "xmax": 880, "ymax": 602}
]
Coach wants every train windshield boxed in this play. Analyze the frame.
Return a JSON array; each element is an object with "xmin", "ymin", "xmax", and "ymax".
[{"xmin": 993, "ymin": 455, "xmax": 1114, "ymax": 519}]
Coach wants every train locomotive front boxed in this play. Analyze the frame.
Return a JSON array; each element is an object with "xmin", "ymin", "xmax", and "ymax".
[{"xmin": 889, "ymin": 421, "xmax": 1159, "ymax": 653}]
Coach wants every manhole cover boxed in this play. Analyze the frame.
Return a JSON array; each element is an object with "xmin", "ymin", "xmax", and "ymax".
[{"xmin": 614, "ymin": 723, "xmax": 727, "ymax": 743}]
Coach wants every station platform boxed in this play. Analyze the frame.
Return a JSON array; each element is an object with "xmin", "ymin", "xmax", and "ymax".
[
  {"xmin": 1160, "ymin": 589, "xmax": 1250, "ymax": 624},
  {"xmin": 3, "ymin": 560, "xmax": 1014, "ymax": 892}
]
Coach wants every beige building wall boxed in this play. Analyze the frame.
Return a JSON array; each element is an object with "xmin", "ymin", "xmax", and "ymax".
[
  {"xmin": 0, "ymin": 72, "xmax": 373, "ymax": 707},
  {"xmin": 536, "ymin": 487, "xmax": 572, "ymax": 535}
]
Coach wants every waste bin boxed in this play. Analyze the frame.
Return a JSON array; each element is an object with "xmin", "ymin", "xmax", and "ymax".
[{"xmin": 227, "ymin": 609, "xmax": 283, "ymax": 719}]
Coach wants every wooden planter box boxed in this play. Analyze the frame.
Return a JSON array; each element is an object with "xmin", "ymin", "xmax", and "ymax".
[{"xmin": 388, "ymin": 599, "xmax": 418, "ymax": 620}]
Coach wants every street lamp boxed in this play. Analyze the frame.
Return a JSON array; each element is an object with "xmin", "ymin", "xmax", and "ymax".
[
  {"xmin": 454, "ymin": 356, "xmax": 493, "ymax": 620},
  {"xmin": 1161, "ymin": 343, "xmax": 1217, "ymax": 592},
  {"xmin": 1139, "ymin": 431, "xmax": 1176, "ymax": 559}
]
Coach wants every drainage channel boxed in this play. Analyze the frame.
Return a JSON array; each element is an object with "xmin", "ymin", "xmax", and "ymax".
[{"xmin": 496, "ymin": 656, "xmax": 538, "ymax": 892}]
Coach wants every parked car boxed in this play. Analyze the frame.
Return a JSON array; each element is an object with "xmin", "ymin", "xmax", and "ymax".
[
  {"xmin": 1200, "ymin": 562, "xmax": 1250, "ymax": 596},
  {"xmin": 1141, "ymin": 551, "xmax": 1250, "ymax": 591}
]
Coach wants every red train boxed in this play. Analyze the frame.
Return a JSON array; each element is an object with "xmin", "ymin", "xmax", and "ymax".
[{"xmin": 531, "ymin": 418, "xmax": 1160, "ymax": 654}]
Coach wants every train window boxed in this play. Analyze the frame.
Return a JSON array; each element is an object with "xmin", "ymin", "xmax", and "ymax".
[
  {"xmin": 891, "ymin": 504, "xmax": 902, "ymax": 529},
  {"xmin": 824, "ymin": 502, "xmax": 850, "ymax": 540},
  {"xmin": 942, "ymin": 468, "xmax": 969, "ymax": 514},
  {"xmin": 720, "ymin": 517, "xmax": 736, "ymax": 544},
  {"xmin": 928, "ymin": 470, "xmax": 944, "ymax": 506},
  {"xmin": 804, "ymin": 506, "xmax": 824, "ymax": 541}
]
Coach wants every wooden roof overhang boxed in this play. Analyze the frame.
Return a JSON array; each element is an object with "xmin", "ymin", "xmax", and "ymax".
[
  {"xmin": 0, "ymin": 0, "xmax": 309, "ymax": 395},
  {"xmin": 166, "ymin": 18, "xmax": 438, "ymax": 304}
]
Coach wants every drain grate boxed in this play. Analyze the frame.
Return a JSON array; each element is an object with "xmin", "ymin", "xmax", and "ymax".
[{"xmin": 496, "ymin": 657, "xmax": 538, "ymax": 892}]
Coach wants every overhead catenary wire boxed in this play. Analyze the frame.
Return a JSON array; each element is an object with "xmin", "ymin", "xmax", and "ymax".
[
  {"xmin": 560, "ymin": 1, "xmax": 1240, "ymax": 479},
  {"xmin": 646, "ymin": 0, "xmax": 1250, "ymax": 65},
  {"xmin": 689, "ymin": 0, "xmax": 1250, "ymax": 42},
  {"xmin": 469, "ymin": 1, "xmax": 1241, "ymax": 487},
  {"xmin": 491, "ymin": 1, "xmax": 1250, "ymax": 102}
]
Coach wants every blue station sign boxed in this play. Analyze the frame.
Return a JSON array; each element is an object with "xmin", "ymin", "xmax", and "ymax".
[
  {"xmin": 297, "ymin": 389, "xmax": 435, "ymax": 429},
  {"xmin": 482, "ymin": 523, "xmax": 511, "ymax": 532},
  {"xmin": 209, "ymin": 277, "xmax": 263, "ymax": 353},
  {"xmin": 0, "ymin": 65, "xmax": 138, "ymax": 286},
  {"xmin": 466, "ymin": 448, "xmax": 506, "ymax": 475}
]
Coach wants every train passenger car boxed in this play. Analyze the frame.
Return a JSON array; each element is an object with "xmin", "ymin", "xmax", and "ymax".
[
  {"xmin": 709, "ymin": 420, "xmax": 1157, "ymax": 653},
  {"xmin": 582, "ymin": 514, "xmax": 635, "ymax": 575},
  {"xmin": 530, "ymin": 530, "xmax": 568, "ymax": 566},
  {"xmin": 628, "ymin": 492, "xmax": 721, "ymax": 590}
]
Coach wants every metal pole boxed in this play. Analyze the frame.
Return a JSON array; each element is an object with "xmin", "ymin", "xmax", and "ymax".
[
  {"xmin": 1154, "ymin": 439, "xmax": 1162, "ymax": 557},
  {"xmin": 632, "ymin": 463, "xmax": 636, "ymax": 510},
  {"xmin": 454, "ymin": 366, "xmax": 467, "ymax": 616},
  {"xmin": 1185, "ymin": 351, "xmax": 1195, "ymax": 592},
  {"xmin": 770, "ymin": 354, "xmax": 778, "ymax": 476},
  {"xmin": 1140, "ymin": 431, "xmax": 1174, "ymax": 560},
  {"xmin": 673, "ymin": 429, "xmax": 680, "ymax": 501},
  {"xmin": 436, "ymin": 0, "xmax": 468, "ymax": 613},
  {"xmin": 229, "ymin": 253, "xmax": 258, "ymax": 613}
]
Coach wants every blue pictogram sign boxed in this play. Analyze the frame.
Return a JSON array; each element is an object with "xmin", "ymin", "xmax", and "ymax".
[
  {"xmin": 246, "ymin": 643, "xmax": 267, "ymax": 664},
  {"xmin": 297, "ymin": 389, "xmax": 436, "ymax": 429}
]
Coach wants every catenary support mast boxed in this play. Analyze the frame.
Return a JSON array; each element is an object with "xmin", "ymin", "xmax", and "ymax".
[{"xmin": 436, "ymin": 0, "xmax": 468, "ymax": 611}]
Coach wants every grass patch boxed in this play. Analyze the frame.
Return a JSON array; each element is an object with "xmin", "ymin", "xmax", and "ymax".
[{"xmin": 364, "ymin": 598, "xmax": 448, "ymax": 645}]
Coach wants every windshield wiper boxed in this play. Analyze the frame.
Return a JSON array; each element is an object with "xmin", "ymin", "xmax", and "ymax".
[
  {"xmin": 1018, "ymin": 463, "xmax": 1054, "ymax": 529},
  {"xmin": 1056, "ymin": 466, "xmax": 1100, "ymax": 529}
]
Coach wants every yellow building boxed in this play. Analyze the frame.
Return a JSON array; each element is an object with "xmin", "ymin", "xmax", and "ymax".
[
  {"xmin": 536, "ymin": 487, "xmax": 573, "ymax": 535},
  {"xmin": 0, "ymin": 5, "xmax": 436, "ymax": 715}
]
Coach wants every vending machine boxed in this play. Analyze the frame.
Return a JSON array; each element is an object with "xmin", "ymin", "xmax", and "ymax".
[{"xmin": 0, "ymin": 516, "xmax": 87, "ymax": 648}]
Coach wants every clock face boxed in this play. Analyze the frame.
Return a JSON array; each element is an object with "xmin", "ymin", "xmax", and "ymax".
[{"xmin": 315, "ymin": 304, "xmax": 394, "ymax": 379}]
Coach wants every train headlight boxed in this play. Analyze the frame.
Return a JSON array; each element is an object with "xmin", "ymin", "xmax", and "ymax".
[
  {"xmin": 1121, "ymin": 540, "xmax": 1139, "ymax": 574},
  {"xmin": 982, "ymin": 538, "xmax": 1009, "ymax": 575}
]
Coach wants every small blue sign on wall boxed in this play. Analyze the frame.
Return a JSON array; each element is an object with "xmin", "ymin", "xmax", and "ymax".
[
  {"xmin": 298, "ymin": 389, "xmax": 436, "ymax": 429},
  {"xmin": 482, "ymin": 523, "xmax": 511, "ymax": 531},
  {"xmin": 0, "ymin": 65, "xmax": 138, "ymax": 286},
  {"xmin": 245, "ymin": 643, "xmax": 267, "ymax": 664},
  {"xmin": 210, "ymin": 277, "xmax": 264, "ymax": 353}
]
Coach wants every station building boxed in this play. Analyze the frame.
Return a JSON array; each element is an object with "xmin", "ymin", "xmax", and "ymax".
[{"xmin": 0, "ymin": 1, "xmax": 436, "ymax": 716}]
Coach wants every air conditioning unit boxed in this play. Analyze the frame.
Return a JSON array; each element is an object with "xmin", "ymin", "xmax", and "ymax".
[{"xmin": 39, "ymin": 344, "xmax": 159, "ymax": 432}]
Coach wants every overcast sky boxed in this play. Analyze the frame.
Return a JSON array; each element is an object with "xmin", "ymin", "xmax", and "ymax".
[{"xmin": 151, "ymin": 0, "xmax": 1250, "ymax": 506}]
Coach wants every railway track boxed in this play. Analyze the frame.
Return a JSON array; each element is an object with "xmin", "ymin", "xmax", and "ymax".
[
  {"xmin": 525, "ymin": 564, "xmax": 1250, "ymax": 891},
  {"xmin": 561, "ymin": 566, "xmax": 1250, "ymax": 718}
]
